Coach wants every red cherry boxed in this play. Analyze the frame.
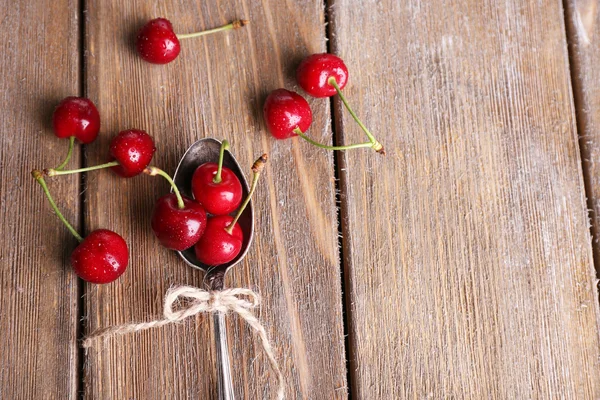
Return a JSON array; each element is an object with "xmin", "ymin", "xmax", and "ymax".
[
  {"xmin": 296, "ymin": 53, "xmax": 348, "ymax": 98},
  {"xmin": 71, "ymin": 229, "xmax": 128, "ymax": 284},
  {"xmin": 151, "ymin": 194, "xmax": 207, "ymax": 250},
  {"xmin": 109, "ymin": 129, "xmax": 156, "ymax": 177},
  {"xmin": 263, "ymin": 89, "xmax": 313, "ymax": 139},
  {"xmin": 191, "ymin": 163, "xmax": 243, "ymax": 215},
  {"xmin": 52, "ymin": 97, "xmax": 100, "ymax": 144},
  {"xmin": 136, "ymin": 18, "xmax": 181, "ymax": 64},
  {"xmin": 194, "ymin": 215, "xmax": 243, "ymax": 265}
]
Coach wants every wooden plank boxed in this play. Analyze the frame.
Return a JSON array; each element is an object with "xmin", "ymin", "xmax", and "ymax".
[
  {"xmin": 82, "ymin": 1, "xmax": 347, "ymax": 398},
  {"xmin": 564, "ymin": 0, "xmax": 600, "ymax": 275},
  {"xmin": 330, "ymin": 0, "xmax": 600, "ymax": 398},
  {"xmin": 0, "ymin": 0, "xmax": 80, "ymax": 398}
]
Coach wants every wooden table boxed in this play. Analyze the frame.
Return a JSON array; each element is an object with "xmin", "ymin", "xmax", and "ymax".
[{"xmin": 2, "ymin": 0, "xmax": 600, "ymax": 398}]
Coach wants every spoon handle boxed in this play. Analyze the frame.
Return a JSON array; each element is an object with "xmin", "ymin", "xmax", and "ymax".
[{"xmin": 214, "ymin": 312, "xmax": 235, "ymax": 400}]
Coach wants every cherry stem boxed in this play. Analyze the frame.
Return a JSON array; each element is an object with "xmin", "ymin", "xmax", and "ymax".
[
  {"xmin": 176, "ymin": 19, "xmax": 249, "ymax": 40},
  {"xmin": 213, "ymin": 140, "xmax": 230, "ymax": 184},
  {"xmin": 143, "ymin": 166, "xmax": 185, "ymax": 209},
  {"xmin": 225, "ymin": 154, "xmax": 268, "ymax": 235},
  {"xmin": 45, "ymin": 160, "xmax": 119, "ymax": 177},
  {"xmin": 328, "ymin": 77, "xmax": 385, "ymax": 154},
  {"xmin": 293, "ymin": 127, "xmax": 376, "ymax": 151},
  {"xmin": 55, "ymin": 136, "xmax": 76, "ymax": 171},
  {"xmin": 31, "ymin": 169, "xmax": 83, "ymax": 242}
]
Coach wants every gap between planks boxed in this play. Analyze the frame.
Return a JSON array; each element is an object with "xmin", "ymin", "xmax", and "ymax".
[
  {"xmin": 324, "ymin": 0, "xmax": 354, "ymax": 397},
  {"xmin": 76, "ymin": 0, "xmax": 86, "ymax": 397},
  {"xmin": 562, "ymin": 0, "xmax": 600, "ymax": 287}
]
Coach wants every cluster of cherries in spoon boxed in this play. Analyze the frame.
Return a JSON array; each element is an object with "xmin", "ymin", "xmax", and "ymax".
[
  {"xmin": 34, "ymin": 97, "xmax": 264, "ymax": 284},
  {"xmin": 151, "ymin": 140, "xmax": 266, "ymax": 266}
]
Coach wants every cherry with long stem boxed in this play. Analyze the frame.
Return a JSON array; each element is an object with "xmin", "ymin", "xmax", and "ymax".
[
  {"xmin": 295, "ymin": 53, "xmax": 385, "ymax": 154},
  {"xmin": 328, "ymin": 77, "xmax": 384, "ymax": 154},
  {"xmin": 225, "ymin": 153, "xmax": 267, "ymax": 234},
  {"xmin": 55, "ymin": 136, "xmax": 76, "ymax": 171},
  {"xmin": 137, "ymin": 19, "xmax": 249, "ymax": 64},
  {"xmin": 176, "ymin": 20, "xmax": 248, "ymax": 40},
  {"xmin": 149, "ymin": 166, "xmax": 207, "ymax": 251},
  {"xmin": 143, "ymin": 166, "xmax": 184, "ymax": 209},
  {"xmin": 31, "ymin": 169, "xmax": 83, "ymax": 242}
]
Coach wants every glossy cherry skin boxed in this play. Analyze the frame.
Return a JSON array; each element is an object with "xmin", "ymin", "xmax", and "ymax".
[
  {"xmin": 71, "ymin": 229, "xmax": 128, "ymax": 284},
  {"xmin": 151, "ymin": 194, "xmax": 207, "ymax": 251},
  {"xmin": 109, "ymin": 129, "xmax": 156, "ymax": 177},
  {"xmin": 52, "ymin": 97, "xmax": 100, "ymax": 144},
  {"xmin": 194, "ymin": 215, "xmax": 243, "ymax": 266},
  {"xmin": 296, "ymin": 53, "xmax": 349, "ymax": 98},
  {"xmin": 191, "ymin": 163, "xmax": 243, "ymax": 215},
  {"xmin": 136, "ymin": 18, "xmax": 181, "ymax": 64},
  {"xmin": 263, "ymin": 89, "xmax": 313, "ymax": 139}
]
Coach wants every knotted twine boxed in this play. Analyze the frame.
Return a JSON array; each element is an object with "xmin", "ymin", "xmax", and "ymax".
[{"xmin": 82, "ymin": 285, "xmax": 285, "ymax": 400}]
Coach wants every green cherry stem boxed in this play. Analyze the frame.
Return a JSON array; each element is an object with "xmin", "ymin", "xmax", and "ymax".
[
  {"xmin": 31, "ymin": 169, "xmax": 83, "ymax": 242},
  {"xmin": 328, "ymin": 77, "xmax": 385, "ymax": 154},
  {"xmin": 225, "ymin": 153, "xmax": 267, "ymax": 235},
  {"xmin": 293, "ymin": 128, "xmax": 376, "ymax": 151},
  {"xmin": 143, "ymin": 166, "xmax": 185, "ymax": 209},
  {"xmin": 55, "ymin": 136, "xmax": 76, "ymax": 171},
  {"xmin": 176, "ymin": 19, "xmax": 249, "ymax": 40},
  {"xmin": 213, "ymin": 140, "xmax": 230, "ymax": 184},
  {"xmin": 45, "ymin": 160, "xmax": 119, "ymax": 177}
]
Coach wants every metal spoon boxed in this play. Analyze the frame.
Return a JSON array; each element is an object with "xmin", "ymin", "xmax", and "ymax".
[{"xmin": 173, "ymin": 138, "xmax": 254, "ymax": 400}]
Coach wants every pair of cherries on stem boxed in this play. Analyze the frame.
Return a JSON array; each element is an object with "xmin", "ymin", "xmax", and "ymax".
[
  {"xmin": 44, "ymin": 96, "xmax": 165, "ymax": 283},
  {"xmin": 37, "ymin": 97, "xmax": 153, "ymax": 284},
  {"xmin": 264, "ymin": 53, "xmax": 384, "ymax": 154},
  {"xmin": 136, "ymin": 18, "xmax": 248, "ymax": 64}
]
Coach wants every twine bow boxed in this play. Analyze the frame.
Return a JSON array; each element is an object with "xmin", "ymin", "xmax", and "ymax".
[{"xmin": 82, "ymin": 285, "xmax": 285, "ymax": 399}]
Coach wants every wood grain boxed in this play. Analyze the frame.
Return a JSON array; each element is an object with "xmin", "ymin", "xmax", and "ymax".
[
  {"xmin": 82, "ymin": 1, "xmax": 347, "ymax": 398},
  {"xmin": 330, "ymin": 0, "xmax": 600, "ymax": 398},
  {"xmin": 564, "ymin": 0, "xmax": 600, "ymax": 276},
  {"xmin": 0, "ymin": 0, "xmax": 80, "ymax": 398}
]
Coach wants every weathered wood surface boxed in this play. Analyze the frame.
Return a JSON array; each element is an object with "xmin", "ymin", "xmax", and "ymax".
[
  {"xmin": 82, "ymin": 1, "xmax": 346, "ymax": 398},
  {"xmin": 3, "ymin": 0, "xmax": 600, "ymax": 398},
  {"xmin": 565, "ymin": 0, "xmax": 600, "ymax": 274},
  {"xmin": 0, "ymin": 0, "xmax": 80, "ymax": 398},
  {"xmin": 330, "ymin": 0, "xmax": 600, "ymax": 398}
]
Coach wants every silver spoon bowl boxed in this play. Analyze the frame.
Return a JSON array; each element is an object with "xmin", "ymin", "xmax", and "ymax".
[{"xmin": 173, "ymin": 138, "xmax": 254, "ymax": 400}]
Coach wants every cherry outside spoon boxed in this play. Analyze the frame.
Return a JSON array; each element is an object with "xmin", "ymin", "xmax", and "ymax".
[{"xmin": 173, "ymin": 138, "xmax": 253, "ymax": 400}]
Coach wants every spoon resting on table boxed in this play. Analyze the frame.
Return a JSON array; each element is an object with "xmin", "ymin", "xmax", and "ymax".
[{"xmin": 173, "ymin": 138, "xmax": 254, "ymax": 400}]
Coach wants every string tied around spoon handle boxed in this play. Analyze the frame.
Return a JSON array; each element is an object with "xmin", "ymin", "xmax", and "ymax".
[{"xmin": 82, "ymin": 285, "xmax": 285, "ymax": 400}]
